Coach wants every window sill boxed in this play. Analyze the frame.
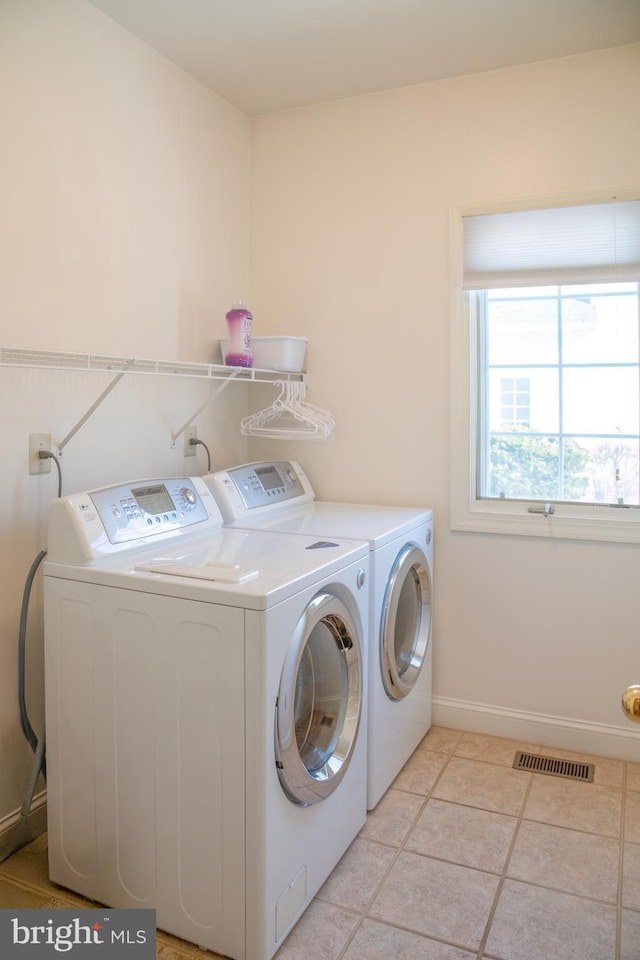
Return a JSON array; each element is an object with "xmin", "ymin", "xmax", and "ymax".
[{"xmin": 451, "ymin": 500, "xmax": 640, "ymax": 544}]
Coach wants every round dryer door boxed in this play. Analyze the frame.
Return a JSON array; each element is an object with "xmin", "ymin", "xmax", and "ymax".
[
  {"xmin": 380, "ymin": 544, "xmax": 432, "ymax": 701},
  {"xmin": 276, "ymin": 592, "xmax": 363, "ymax": 806}
]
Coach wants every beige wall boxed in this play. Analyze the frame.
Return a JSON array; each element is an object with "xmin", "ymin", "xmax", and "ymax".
[
  {"xmin": 0, "ymin": 0, "xmax": 251, "ymax": 829},
  {"xmin": 250, "ymin": 44, "xmax": 640, "ymax": 755}
]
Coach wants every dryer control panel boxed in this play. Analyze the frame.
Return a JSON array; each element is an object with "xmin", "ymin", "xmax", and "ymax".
[
  {"xmin": 47, "ymin": 476, "xmax": 223, "ymax": 565},
  {"xmin": 206, "ymin": 460, "xmax": 314, "ymax": 521}
]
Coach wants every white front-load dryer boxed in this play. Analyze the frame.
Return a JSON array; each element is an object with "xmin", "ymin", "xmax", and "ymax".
[
  {"xmin": 43, "ymin": 476, "xmax": 368, "ymax": 960},
  {"xmin": 206, "ymin": 461, "xmax": 433, "ymax": 810}
]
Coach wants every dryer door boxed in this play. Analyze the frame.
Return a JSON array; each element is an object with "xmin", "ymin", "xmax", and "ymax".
[
  {"xmin": 380, "ymin": 544, "xmax": 432, "ymax": 701},
  {"xmin": 276, "ymin": 592, "xmax": 363, "ymax": 806}
]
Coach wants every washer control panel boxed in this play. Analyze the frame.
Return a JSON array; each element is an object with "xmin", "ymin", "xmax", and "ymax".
[
  {"xmin": 206, "ymin": 460, "xmax": 314, "ymax": 521},
  {"xmin": 47, "ymin": 477, "xmax": 222, "ymax": 564},
  {"xmin": 91, "ymin": 478, "xmax": 210, "ymax": 543}
]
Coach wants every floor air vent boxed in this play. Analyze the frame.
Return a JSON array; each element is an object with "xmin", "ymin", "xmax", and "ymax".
[{"xmin": 513, "ymin": 751, "xmax": 595, "ymax": 782}]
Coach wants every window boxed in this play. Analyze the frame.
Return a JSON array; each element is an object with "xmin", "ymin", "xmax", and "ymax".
[
  {"xmin": 480, "ymin": 283, "xmax": 640, "ymax": 504},
  {"xmin": 451, "ymin": 194, "xmax": 640, "ymax": 543}
]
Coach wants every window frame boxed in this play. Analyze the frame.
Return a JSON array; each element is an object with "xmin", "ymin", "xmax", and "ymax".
[{"xmin": 450, "ymin": 189, "xmax": 640, "ymax": 544}]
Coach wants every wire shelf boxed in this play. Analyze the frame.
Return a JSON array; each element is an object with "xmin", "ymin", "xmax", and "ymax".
[
  {"xmin": 0, "ymin": 345, "xmax": 306, "ymax": 453},
  {"xmin": 0, "ymin": 346, "xmax": 304, "ymax": 383}
]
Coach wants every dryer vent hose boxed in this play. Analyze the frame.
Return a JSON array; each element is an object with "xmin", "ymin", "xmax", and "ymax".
[
  {"xmin": 18, "ymin": 549, "xmax": 48, "ymax": 795},
  {"xmin": 21, "ymin": 733, "xmax": 46, "ymax": 821}
]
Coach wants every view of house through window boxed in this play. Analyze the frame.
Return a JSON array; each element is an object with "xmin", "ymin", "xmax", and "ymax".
[
  {"xmin": 478, "ymin": 282, "xmax": 640, "ymax": 505},
  {"xmin": 499, "ymin": 375, "xmax": 531, "ymax": 428}
]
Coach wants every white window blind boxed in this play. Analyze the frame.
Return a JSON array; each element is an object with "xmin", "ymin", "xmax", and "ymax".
[{"xmin": 463, "ymin": 199, "xmax": 640, "ymax": 289}]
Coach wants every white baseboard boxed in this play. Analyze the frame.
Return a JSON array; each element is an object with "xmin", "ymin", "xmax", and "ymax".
[
  {"xmin": 0, "ymin": 793, "xmax": 47, "ymax": 864},
  {"xmin": 432, "ymin": 696, "xmax": 640, "ymax": 762}
]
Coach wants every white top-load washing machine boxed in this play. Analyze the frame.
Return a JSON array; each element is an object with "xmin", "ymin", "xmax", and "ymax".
[
  {"xmin": 205, "ymin": 461, "xmax": 433, "ymax": 810},
  {"xmin": 43, "ymin": 476, "xmax": 369, "ymax": 960}
]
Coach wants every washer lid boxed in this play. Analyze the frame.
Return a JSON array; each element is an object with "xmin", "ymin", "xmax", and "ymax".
[
  {"xmin": 44, "ymin": 526, "xmax": 368, "ymax": 611},
  {"xmin": 223, "ymin": 501, "xmax": 432, "ymax": 548}
]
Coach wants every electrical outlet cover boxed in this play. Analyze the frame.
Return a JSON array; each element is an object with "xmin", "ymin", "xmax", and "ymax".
[
  {"xmin": 29, "ymin": 433, "xmax": 52, "ymax": 474},
  {"xmin": 184, "ymin": 425, "xmax": 197, "ymax": 457}
]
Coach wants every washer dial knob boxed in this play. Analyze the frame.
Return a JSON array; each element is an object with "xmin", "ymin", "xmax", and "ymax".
[{"xmin": 180, "ymin": 487, "xmax": 197, "ymax": 509}]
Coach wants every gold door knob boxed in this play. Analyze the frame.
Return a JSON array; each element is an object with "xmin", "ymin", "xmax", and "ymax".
[{"xmin": 621, "ymin": 686, "xmax": 640, "ymax": 723}]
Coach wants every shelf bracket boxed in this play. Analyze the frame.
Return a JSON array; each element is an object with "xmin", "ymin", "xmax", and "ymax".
[
  {"xmin": 58, "ymin": 359, "xmax": 136, "ymax": 454},
  {"xmin": 171, "ymin": 367, "xmax": 242, "ymax": 447}
]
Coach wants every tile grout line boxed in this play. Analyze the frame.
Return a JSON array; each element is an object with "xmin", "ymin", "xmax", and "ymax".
[
  {"xmin": 474, "ymin": 768, "xmax": 535, "ymax": 960},
  {"xmin": 333, "ymin": 738, "xmax": 461, "ymax": 960},
  {"xmin": 616, "ymin": 761, "xmax": 627, "ymax": 960}
]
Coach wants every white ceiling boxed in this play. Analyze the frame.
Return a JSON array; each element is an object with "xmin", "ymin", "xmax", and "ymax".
[{"xmin": 87, "ymin": 0, "xmax": 640, "ymax": 115}]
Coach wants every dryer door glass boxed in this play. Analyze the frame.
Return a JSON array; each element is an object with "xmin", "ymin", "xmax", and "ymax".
[
  {"xmin": 276, "ymin": 592, "xmax": 362, "ymax": 806},
  {"xmin": 380, "ymin": 545, "xmax": 431, "ymax": 701}
]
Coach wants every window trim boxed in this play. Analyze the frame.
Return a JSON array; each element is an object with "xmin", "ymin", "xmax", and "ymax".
[{"xmin": 450, "ymin": 188, "xmax": 640, "ymax": 545}]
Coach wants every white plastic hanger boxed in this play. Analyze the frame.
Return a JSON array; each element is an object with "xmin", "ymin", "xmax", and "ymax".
[{"xmin": 240, "ymin": 380, "xmax": 334, "ymax": 440}]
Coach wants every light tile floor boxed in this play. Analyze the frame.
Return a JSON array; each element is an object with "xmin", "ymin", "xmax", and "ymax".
[{"xmin": 2, "ymin": 726, "xmax": 640, "ymax": 960}]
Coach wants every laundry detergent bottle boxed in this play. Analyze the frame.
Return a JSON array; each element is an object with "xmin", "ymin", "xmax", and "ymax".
[{"xmin": 225, "ymin": 302, "xmax": 253, "ymax": 367}]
